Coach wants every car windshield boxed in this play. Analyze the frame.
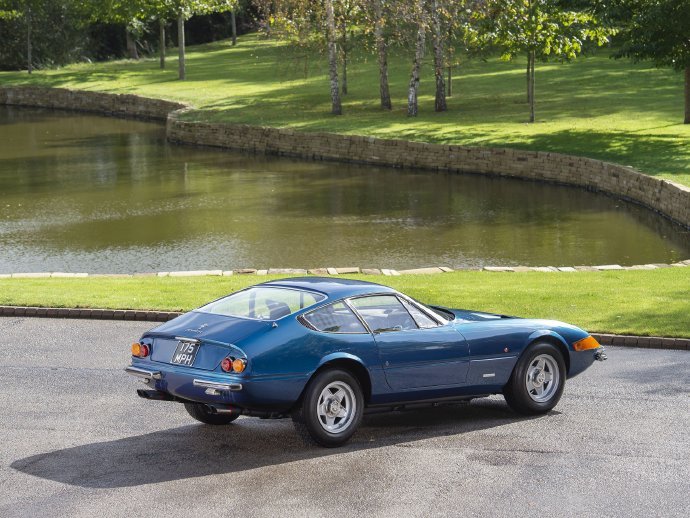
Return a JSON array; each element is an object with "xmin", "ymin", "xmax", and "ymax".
[{"xmin": 199, "ymin": 287, "xmax": 326, "ymax": 320}]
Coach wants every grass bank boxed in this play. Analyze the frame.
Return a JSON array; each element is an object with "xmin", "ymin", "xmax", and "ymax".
[
  {"xmin": 1, "ymin": 269, "xmax": 688, "ymax": 338},
  {"xmin": 1, "ymin": 34, "xmax": 689, "ymax": 187}
]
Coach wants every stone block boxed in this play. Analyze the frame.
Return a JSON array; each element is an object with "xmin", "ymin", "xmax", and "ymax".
[
  {"xmin": 267, "ymin": 268, "xmax": 307, "ymax": 275},
  {"xmin": 557, "ymin": 267, "xmax": 577, "ymax": 272},
  {"xmin": 594, "ymin": 265, "xmax": 624, "ymax": 271},
  {"xmin": 168, "ymin": 270, "xmax": 223, "ymax": 277},
  {"xmin": 335, "ymin": 267, "xmax": 360, "ymax": 274},
  {"xmin": 483, "ymin": 266, "xmax": 515, "ymax": 272},
  {"xmin": 308, "ymin": 268, "xmax": 329, "ymax": 276},
  {"xmin": 361, "ymin": 268, "xmax": 382, "ymax": 275},
  {"xmin": 397, "ymin": 267, "xmax": 444, "ymax": 275},
  {"xmin": 256, "ymin": 270, "xmax": 268, "ymax": 275},
  {"xmin": 12, "ymin": 273, "xmax": 51, "ymax": 278},
  {"xmin": 326, "ymin": 268, "xmax": 339, "ymax": 275}
]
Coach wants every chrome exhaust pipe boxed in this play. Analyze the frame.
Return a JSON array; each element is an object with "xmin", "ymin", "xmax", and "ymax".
[{"xmin": 205, "ymin": 405, "xmax": 236, "ymax": 415}]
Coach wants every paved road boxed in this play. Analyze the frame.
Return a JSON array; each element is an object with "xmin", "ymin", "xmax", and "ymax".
[{"xmin": 0, "ymin": 317, "xmax": 688, "ymax": 517}]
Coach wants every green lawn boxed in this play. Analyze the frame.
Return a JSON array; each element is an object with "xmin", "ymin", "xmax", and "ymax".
[
  {"xmin": 1, "ymin": 34, "xmax": 689, "ymax": 186},
  {"xmin": 1, "ymin": 269, "xmax": 689, "ymax": 338}
]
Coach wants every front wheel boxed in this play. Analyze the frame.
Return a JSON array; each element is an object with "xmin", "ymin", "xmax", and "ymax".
[
  {"xmin": 504, "ymin": 342, "xmax": 566, "ymax": 415},
  {"xmin": 292, "ymin": 369, "xmax": 364, "ymax": 447},
  {"xmin": 184, "ymin": 402, "xmax": 240, "ymax": 425}
]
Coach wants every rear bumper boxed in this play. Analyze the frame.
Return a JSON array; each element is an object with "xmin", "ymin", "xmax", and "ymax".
[
  {"xmin": 125, "ymin": 360, "xmax": 308, "ymax": 411},
  {"xmin": 125, "ymin": 366, "xmax": 162, "ymax": 380}
]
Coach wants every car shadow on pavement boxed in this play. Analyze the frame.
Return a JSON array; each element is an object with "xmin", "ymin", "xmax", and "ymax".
[{"xmin": 11, "ymin": 398, "xmax": 542, "ymax": 488}]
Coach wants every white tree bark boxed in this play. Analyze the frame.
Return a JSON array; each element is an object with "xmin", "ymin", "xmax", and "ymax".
[
  {"xmin": 407, "ymin": 0, "xmax": 426, "ymax": 117},
  {"xmin": 178, "ymin": 14, "xmax": 186, "ymax": 80},
  {"xmin": 326, "ymin": 0, "xmax": 342, "ymax": 115}
]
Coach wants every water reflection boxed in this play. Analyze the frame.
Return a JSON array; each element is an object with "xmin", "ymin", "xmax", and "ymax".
[{"xmin": 0, "ymin": 106, "xmax": 688, "ymax": 273}]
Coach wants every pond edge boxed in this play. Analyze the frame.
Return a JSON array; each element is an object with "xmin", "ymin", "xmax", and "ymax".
[{"xmin": 1, "ymin": 86, "xmax": 688, "ymax": 234}]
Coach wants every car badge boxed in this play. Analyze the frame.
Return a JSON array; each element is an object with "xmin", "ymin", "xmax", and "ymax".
[{"xmin": 186, "ymin": 323, "xmax": 209, "ymax": 334}]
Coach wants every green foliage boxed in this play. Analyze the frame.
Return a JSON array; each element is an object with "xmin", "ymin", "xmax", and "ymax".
[
  {"xmin": 614, "ymin": 0, "xmax": 690, "ymax": 71},
  {"xmin": 0, "ymin": 1, "xmax": 87, "ymax": 70},
  {"xmin": 485, "ymin": 0, "xmax": 612, "ymax": 62}
]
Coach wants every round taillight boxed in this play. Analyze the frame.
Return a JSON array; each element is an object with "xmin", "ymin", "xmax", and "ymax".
[
  {"xmin": 232, "ymin": 358, "xmax": 247, "ymax": 373},
  {"xmin": 221, "ymin": 358, "xmax": 233, "ymax": 372},
  {"xmin": 139, "ymin": 344, "xmax": 150, "ymax": 358},
  {"xmin": 131, "ymin": 343, "xmax": 141, "ymax": 356}
]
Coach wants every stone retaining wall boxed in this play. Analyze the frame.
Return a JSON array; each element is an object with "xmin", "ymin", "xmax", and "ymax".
[
  {"xmin": 1, "ymin": 86, "xmax": 689, "ymax": 228},
  {"xmin": 0, "ymin": 86, "xmax": 186, "ymax": 121}
]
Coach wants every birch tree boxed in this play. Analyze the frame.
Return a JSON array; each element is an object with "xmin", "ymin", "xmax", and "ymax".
[
  {"xmin": 325, "ymin": 0, "xmax": 342, "ymax": 114},
  {"xmin": 407, "ymin": 0, "xmax": 427, "ymax": 117}
]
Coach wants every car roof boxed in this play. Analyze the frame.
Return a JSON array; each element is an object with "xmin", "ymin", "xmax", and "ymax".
[{"xmin": 259, "ymin": 277, "xmax": 397, "ymax": 299}]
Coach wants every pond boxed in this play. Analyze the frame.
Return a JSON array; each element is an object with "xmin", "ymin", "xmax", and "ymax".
[{"xmin": 0, "ymin": 106, "xmax": 688, "ymax": 274}]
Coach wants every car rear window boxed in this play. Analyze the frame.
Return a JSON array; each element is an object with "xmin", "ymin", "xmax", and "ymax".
[{"xmin": 199, "ymin": 287, "xmax": 325, "ymax": 320}]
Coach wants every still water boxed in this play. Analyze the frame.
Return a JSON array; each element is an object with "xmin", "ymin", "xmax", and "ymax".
[{"xmin": 0, "ymin": 106, "xmax": 688, "ymax": 273}]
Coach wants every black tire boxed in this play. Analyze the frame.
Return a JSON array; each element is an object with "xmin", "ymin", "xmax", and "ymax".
[
  {"xmin": 184, "ymin": 402, "xmax": 240, "ymax": 425},
  {"xmin": 504, "ymin": 342, "xmax": 566, "ymax": 415},
  {"xmin": 292, "ymin": 369, "xmax": 364, "ymax": 447}
]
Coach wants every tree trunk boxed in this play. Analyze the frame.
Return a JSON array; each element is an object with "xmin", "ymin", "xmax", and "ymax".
[
  {"xmin": 374, "ymin": 0, "xmax": 391, "ymax": 110},
  {"xmin": 432, "ymin": 0, "xmax": 446, "ymax": 112},
  {"xmin": 526, "ymin": 55, "xmax": 531, "ymax": 104},
  {"xmin": 159, "ymin": 19, "xmax": 166, "ymax": 69},
  {"xmin": 126, "ymin": 29, "xmax": 139, "ymax": 60},
  {"xmin": 231, "ymin": 11, "xmax": 237, "ymax": 46},
  {"xmin": 407, "ymin": 0, "xmax": 426, "ymax": 117},
  {"xmin": 26, "ymin": 8, "xmax": 32, "ymax": 74},
  {"xmin": 341, "ymin": 23, "xmax": 348, "ymax": 95},
  {"xmin": 325, "ymin": 0, "xmax": 342, "ymax": 115},
  {"xmin": 178, "ymin": 14, "xmax": 186, "ymax": 80},
  {"xmin": 446, "ymin": 26, "xmax": 453, "ymax": 97},
  {"xmin": 685, "ymin": 66, "xmax": 690, "ymax": 124},
  {"xmin": 528, "ymin": 50, "xmax": 535, "ymax": 123}
]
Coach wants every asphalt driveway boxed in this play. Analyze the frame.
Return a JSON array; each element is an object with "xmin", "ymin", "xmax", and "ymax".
[{"xmin": 0, "ymin": 317, "xmax": 688, "ymax": 517}]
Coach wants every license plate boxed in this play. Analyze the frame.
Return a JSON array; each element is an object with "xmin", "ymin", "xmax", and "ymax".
[{"xmin": 171, "ymin": 341, "xmax": 200, "ymax": 367}]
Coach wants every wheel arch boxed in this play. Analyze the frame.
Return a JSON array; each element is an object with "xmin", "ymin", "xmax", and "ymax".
[
  {"xmin": 524, "ymin": 331, "xmax": 571, "ymax": 374},
  {"xmin": 301, "ymin": 353, "xmax": 372, "ymax": 405}
]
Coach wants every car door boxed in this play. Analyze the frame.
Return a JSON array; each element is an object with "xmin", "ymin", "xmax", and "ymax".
[{"xmin": 349, "ymin": 294, "xmax": 470, "ymax": 390}]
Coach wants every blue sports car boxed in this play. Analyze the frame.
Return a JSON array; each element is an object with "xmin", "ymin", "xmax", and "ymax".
[{"xmin": 126, "ymin": 277, "xmax": 606, "ymax": 447}]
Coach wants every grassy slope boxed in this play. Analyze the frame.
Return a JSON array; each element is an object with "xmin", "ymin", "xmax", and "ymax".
[
  {"xmin": 1, "ymin": 269, "xmax": 689, "ymax": 338},
  {"xmin": 1, "ymin": 34, "xmax": 689, "ymax": 186}
]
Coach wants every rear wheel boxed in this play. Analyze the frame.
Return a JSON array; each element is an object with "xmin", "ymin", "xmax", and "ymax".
[
  {"xmin": 504, "ymin": 342, "xmax": 566, "ymax": 415},
  {"xmin": 184, "ymin": 402, "xmax": 240, "ymax": 425},
  {"xmin": 292, "ymin": 369, "xmax": 363, "ymax": 447}
]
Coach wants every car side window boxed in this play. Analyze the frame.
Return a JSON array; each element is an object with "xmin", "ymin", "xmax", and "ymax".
[
  {"xmin": 350, "ymin": 295, "xmax": 418, "ymax": 333},
  {"xmin": 399, "ymin": 298, "xmax": 440, "ymax": 329},
  {"xmin": 302, "ymin": 302, "xmax": 368, "ymax": 334}
]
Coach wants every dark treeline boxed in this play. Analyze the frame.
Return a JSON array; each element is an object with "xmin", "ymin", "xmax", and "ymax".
[{"xmin": 0, "ymin": 1, "xmax": 257, "ymax": 71}]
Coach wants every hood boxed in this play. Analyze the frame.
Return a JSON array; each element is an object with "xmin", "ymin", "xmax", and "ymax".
[{"xmin": 433, "ymin": 307, "xmax": 516, "ymax": 323}]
